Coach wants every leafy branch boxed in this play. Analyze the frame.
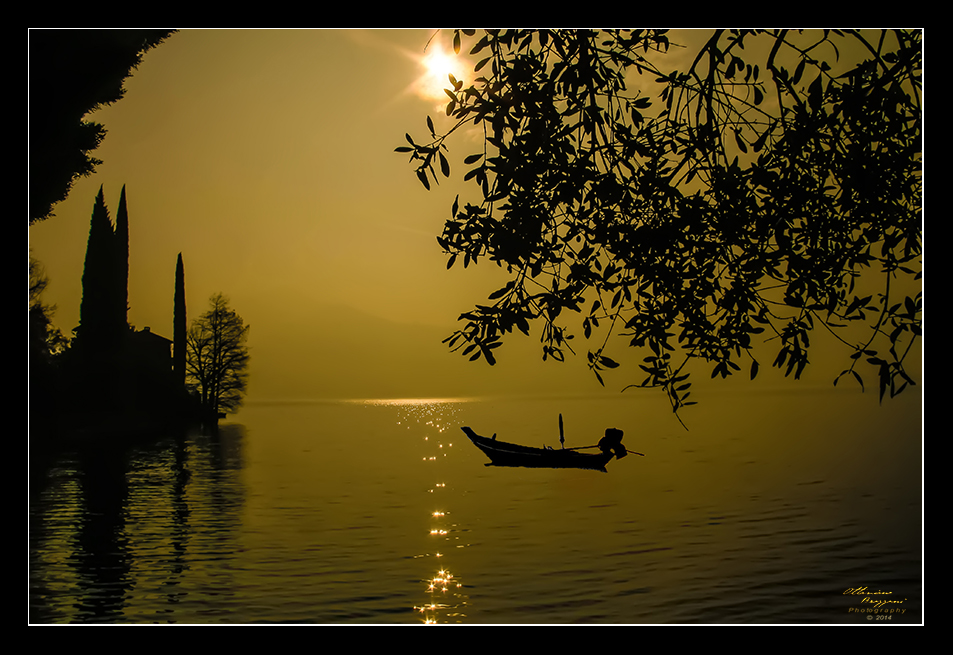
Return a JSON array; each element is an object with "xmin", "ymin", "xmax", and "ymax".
[{"xmin": 398, "ymin": 29, "xmax": 921, "ymax": 424}]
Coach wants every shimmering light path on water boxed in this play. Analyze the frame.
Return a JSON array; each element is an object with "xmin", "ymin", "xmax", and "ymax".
[{"xmin": 30, "ymin": 390, "xmax": 921, "ymax": 624}]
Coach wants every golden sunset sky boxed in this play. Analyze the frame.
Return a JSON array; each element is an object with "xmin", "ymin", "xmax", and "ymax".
[
  {"xmin": 28, "ymin": 29, "xmax": 922, "ymax": 406},
  {"xmin": 29, "ymin": 29, "xmax": 591, "ymax": 401}
]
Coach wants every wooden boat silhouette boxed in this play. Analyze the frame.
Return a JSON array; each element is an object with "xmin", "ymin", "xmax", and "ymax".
[{"xmin": 461, "ymin": 426, "xmax": 618, "ymax": 472}]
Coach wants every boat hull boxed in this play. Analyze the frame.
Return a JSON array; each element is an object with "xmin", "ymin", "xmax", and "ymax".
[{"xmin": 461, "ymin": 427, "xmax": 615, "ymax": 472}]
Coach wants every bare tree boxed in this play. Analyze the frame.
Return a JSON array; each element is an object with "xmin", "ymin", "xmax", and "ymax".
[{"xmin": 186, "ymin": 293, "xmax": 250, "ymax": 416}]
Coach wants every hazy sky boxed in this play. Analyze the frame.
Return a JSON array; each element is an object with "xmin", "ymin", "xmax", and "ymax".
[
  {"xmin": 28, "ymin": 29, "xmax": 921, "ymax": 405},
  {"xmin": 29, "ymin": 29, "xmax": 605, "ymax": 401}
]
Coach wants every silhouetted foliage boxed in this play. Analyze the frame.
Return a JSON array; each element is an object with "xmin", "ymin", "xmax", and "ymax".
[
  {"xmin": 29, "ymin": 29, "xmax": 175, "ymax": 224},
  {"xmin": 399, "ymin": 29, "xmax": 921, "ymax": 418},
  {"xmin": 30, "ymin": 187, "xmax": 194, "ymax": 439},
  {"xmin": 45, "ymin": 185, "xmax": 184, "ymax": 426},
  {"xmin": 76, "ymin": 186, "xmax": 116, "ymax": 353},
  {"xmin": 75, "ymin": 185, "xmax": 130, "ymax": 354},
  {"xmin": 29, "ymin": 253, "xmax": 68, "ymax": 364},
  {"xmin": 186, "ymin": 294, "xmax": 250, "ymax": 417},
  {"xmin": 114, "ymin": 185, "xmax": 130, "ymax": 333},
  {"xmin": 30, "ymin": 254, "xmax": 69, "ymax": 440},
  {"xmin": 174, "ymin": 253, "xmax": 187, "ymax": 389}
]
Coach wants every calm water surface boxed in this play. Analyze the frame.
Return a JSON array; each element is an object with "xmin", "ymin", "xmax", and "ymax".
[{"xmin": 29, "ymin": 388, "xmax": 922, "ymax": 624}]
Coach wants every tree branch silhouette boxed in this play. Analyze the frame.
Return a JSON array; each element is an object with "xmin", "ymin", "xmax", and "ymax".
[
  {"xmin": 29, "ymin": 29, "xmax": 175, "ymax": 224},
  {"xmin": 398, "ymin": 29, "xmax": 921, "ymax": 420}
]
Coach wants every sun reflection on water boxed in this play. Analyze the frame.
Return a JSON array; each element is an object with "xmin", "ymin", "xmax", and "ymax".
[
  {"xmin": 415, "ymin": 566, "xmax": 465, "ymax": 624},
  {"xmin": 394, "ymin": 399, "xmax": 470, "ymax": 623}
]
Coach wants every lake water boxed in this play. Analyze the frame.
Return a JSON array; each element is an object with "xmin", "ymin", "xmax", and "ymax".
[{"xmin": 29, "ymin": 387, "xmax": 922, "ymax": 624}]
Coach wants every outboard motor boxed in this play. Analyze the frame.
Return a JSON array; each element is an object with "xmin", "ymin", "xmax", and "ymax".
[{"xmin": 598, "ymin": 428, "xmax": 627, "ymax": 459}]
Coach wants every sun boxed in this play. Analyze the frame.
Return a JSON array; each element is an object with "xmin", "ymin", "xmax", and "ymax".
[{"xmin": 416, "ymin": 40, "xmax": 465, "ymax": 104}]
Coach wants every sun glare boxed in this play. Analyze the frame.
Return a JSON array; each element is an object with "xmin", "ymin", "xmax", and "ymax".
[{"xmin": 416, "ymin": 41, "xmax": 464, "ymax": 104}]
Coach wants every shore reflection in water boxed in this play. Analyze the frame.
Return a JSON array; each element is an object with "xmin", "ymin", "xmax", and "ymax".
[
  {"xmin": 31, "ymin": 390, "xmax": 921, "ymax": 624},
  {"xmin": 30, "ymin": 423, "xmax": 247, "ymax": 624}
]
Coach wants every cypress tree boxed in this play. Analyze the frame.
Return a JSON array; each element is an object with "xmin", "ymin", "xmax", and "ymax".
[
  {"xmin": 114, "ymin": 185, "xmax": 130, "ymax": 336},
  {"xmin": 77, "ymin": 185, "xmax": 113, "ymax": 352},
  {"xmin": 173, "ymin": 253, "xmax": 186, "ymax": 388}
]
